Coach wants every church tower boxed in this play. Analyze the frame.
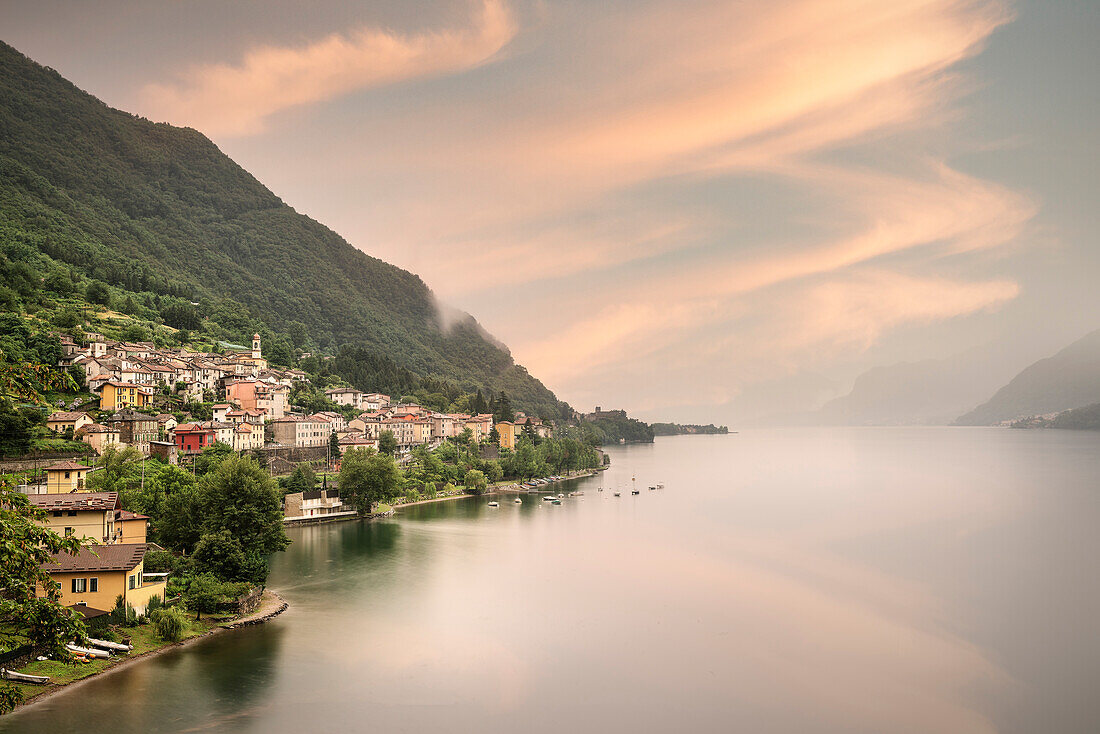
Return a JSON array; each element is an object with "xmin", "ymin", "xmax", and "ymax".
[{"xmin": 252, "ymin": 333, "xmax": 261, "ymax": 359}]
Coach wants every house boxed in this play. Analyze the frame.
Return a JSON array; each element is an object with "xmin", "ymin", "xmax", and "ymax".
[
  {"xmin": 349, "ymin": 410, "xmax": 387, "ymax": 438},
  {"xmin": 211, "ymin": 403, "xmax": 232, "ymax": 423},
  {"xmin": 77, "ymin": 423, "xmax": 122, "ymax": 454},
  {"xmin": 466, "ymin": 414, "xmax": 494, "ymax": 442},
  {"xmin": 312, "ymin": 411, "xmax": 346, "ymax": 432},
  {"xmin": 225, "ymin": 408, "xmax": 267, "ymax": 426},
  {"xmin": 98, "ymin": 381, "xmax": 153, "ymax": 411},
  {"xmin": 114, "ymin": 509, "xmax": 149, "ymax": 544},
  {"xmin": 148, "ymin": 440, "xmax": 179, "ymax": 466},
  {"xmin": 174, "ymin": 423, "xmax": 216, "ymax": 454},
  {"xmin": 271, "ymin": 416, "xmax": 332, "ymax": 448},
  {"xmin": 325, "ymin": 387, "xmax": 364, "ymax": 409},
  {"xmin": 337, "ymin": 435, "xmax": 378, "ymax": 454},
  {"xmin": 203, "ymin": 421, "xmax": 237, "ymax": 447},
  {"xmin": 155, "ymin": 413, "xmax": 178, "ymax": 434},
  {"xmin": 45, "ymin": 461, "xmax": 92, "ymax": 493},
  {"xmin": 39, "ymin": 543, "xmax": 165, "ymax": 615},
  {"xmin": 233, "ymin": 422, "xmax": 264, "ymax": 452},
  {"xmin": 29, "ymin": 492, "xmax": 120, "ymax": 543},
  {"xmin": 225, "ymin": 379, "xmax": 289, "ymax": 419},
  {"xmin": 496, "ymin": 421, "xmax": 517, "ymax": 450},
  {"xmin": 46, "ymin": 411, "xmax": 93, "ymax": 434},
  {"xmin": 515, "ymin": 415, "xmax": 552, "ymax": 439},
  {"xmin": 106, "ymin": 409, "xmax": 158, "ymax": 453},
  {"xmin": 362, "ymin": 393, "xmax": 391, "ymax": 411},
  {"xmin": 284, "ymin": 489, "xmax": 351, "ymax": 520}
]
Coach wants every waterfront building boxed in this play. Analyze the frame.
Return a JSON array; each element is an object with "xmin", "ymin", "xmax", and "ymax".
[
  {"xmin": 39, "ymin": 543, "xmax": 165, "ymax": 615},
  {"xmin": 29, "ymin": 492, "xmax": 119, "ymax": 543}
]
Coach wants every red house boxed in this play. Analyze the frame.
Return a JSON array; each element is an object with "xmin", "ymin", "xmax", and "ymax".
[{"xmin": 174, "ymin": 423, "xmax": 216, "ymax": 454}]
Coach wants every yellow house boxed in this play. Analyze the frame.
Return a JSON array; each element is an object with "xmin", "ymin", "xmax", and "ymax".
[
  {"xmin": 496, "ymin": 421, "xmax": 517, "ymax": 450},
  {"xmin": 78, "ymin": 423, "xmax": 122, "ymax": 455},
  {"xmin": 29, "ymin": 492, "xmax": 119, "ymax": 543},
  {"xmin": 45, "ymin": 461, "xmax": 92, "ymax": 493},
  {"xmin": 115, "ymin": 509, "xmax": 149, "ymax": 544},
  {"xmin": 40, "ymin": 543, "xmax": 165, "ymax": 615},
  {"xmin": 98, "ymin": 381, "xmax": 152, "ymax": 411},
  {"xmin": 46, "ymin": 411, "xmax": 94, "ymax": 433}
]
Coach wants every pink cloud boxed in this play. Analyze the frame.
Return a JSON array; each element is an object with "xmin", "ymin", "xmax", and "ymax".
[{"xmin": 139, "ymin": 0, "xmax": 516, "ymax": 136}]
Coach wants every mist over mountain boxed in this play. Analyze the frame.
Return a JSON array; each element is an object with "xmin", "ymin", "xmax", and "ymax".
[{"xmin": 956, "ymin": 328, "xmax": 1100, "ymax": 425}]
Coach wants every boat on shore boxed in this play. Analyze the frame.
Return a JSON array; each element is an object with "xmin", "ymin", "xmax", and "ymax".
[
  {"xmin": 86, "ymin": 637, "xmax": 132, "ymax": 653},
  {"xmin": 66, "ymin": 643, "xmax": 111, "ymax": 659},
  {"xmin": 1, "ymin": 668, "xmax": 49, "ymax": 684}
]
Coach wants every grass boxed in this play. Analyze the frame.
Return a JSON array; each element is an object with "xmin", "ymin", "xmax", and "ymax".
[{"xmin": 4, "ymin": 617, "xmax": 222, "ymax": 702}]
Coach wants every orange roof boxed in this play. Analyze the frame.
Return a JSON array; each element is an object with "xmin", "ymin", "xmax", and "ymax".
[{"xmin": 47, "ymin": 461, "xmax": 92, "ymax": 471}]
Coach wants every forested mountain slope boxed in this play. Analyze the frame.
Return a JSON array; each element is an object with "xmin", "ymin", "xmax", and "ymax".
[{"xmin": 0, "ymin": 41, "xmax": 564, "ymax": 416}]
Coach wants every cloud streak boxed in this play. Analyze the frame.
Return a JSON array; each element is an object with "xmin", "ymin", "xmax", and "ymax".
[{"xmin": 139, "ymin": 0, "xmax": 515, "ymax": 136}]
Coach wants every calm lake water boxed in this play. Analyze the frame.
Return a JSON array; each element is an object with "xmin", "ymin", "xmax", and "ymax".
[{"xmin": 5, "ymin": 428, "xmax": 1100, "ymax": 733}]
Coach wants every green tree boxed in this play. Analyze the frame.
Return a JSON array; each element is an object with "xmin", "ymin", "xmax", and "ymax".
[
  {"xmin": 121, "ymin": 323, "xmax": 150, "ymax": 342},
  {"xmin": 339, "ymin": 447, "xmax": 401, "ymax": 514},
  {"xmin": 198, "ymin": 456, "xmax": 288, "ymax": 581},
  {"xmin": 85, "ymin": 280, "xmax": 111, "ymax": 306},
  {"xmin": 192, "ymin": 529, "xmax": 251, "ymax": 582},
  {"xmin": 464, "ymin": 469, "xmax": 488, "ymax": 495},
  {"xmin": 0, "ymin": 399, "xmax": 33, "ymax": 458},
  {"xmin": 494, "ymin": 391, "xmax": 514, "ymax": 423},
  {"xmin": 150, "ymin": 606, "xmax": 186, "ymax": 642},
  {"xmin": 0, "ymin": 486, "xmax": 87, "ymax": 713},
  {"xmin": 156, "ymin": 481, "xmax": 203, "ymax": 553},
  {"xmin": 378, "ymin": 430, "xmax": 397, "ymax": 456},
  {"xmin": 184, "ymin": 573, "xmax": 224, "ymax": 620},
  {"xmin": 193, "ymin": 441, "xmax": 235, "ymax": 476},
  {"xmin": 284, "ymin": 463, "xmax": 317, "ymax": 495},
  {"xmin": 87, "ymin": 444, "xmax": 144, "ymax": 493},
  {"xmin": 329, "ymin": 431, "xmax": 340, "ymax": 458}
]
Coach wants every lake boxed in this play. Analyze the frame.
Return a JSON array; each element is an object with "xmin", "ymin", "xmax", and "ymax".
[{"xmin": 4, "ymin": 428, "xmax": 1099, "ymax": 733}]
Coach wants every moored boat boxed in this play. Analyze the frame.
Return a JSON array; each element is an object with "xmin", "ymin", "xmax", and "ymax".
[
  {"xmin": 514, "ymin": 498, "xmax": 522, "ymax": 504},
  {"xmin": 1, "ymin": 668, "xmax": 49, "ymax": 684},
  {"xmin": 487, "ymin": 501, "xmax": 499, "ymax": 507}
]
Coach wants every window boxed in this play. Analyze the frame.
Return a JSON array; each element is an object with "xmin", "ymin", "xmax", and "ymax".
[
  {"xmin": 64, "ymin": 471, "xmax": 71, "ymax": 479},
  {"xmin": 52, "ymin": 510, "xmax": 62, "ymax": 517},
  {"xmin": 129, "ymin": 574, "xmax": 136, "ymax": 590},
  {"xmin": 64, "ymin": 527, "xmax": 74, "ymax": 536},
  {"xmin": 90, "ymin": 577, "xmax": 98, "ymax": 592},
  {"xmin": 68, "ymin": 510, "xmax": 77, "ymax": 516},
  {"xmin": 72, "ymin": 578, "xmax": 86, "ymax": 593}
]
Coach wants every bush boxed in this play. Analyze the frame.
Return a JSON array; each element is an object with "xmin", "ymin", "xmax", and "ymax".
[
  {"xmin": 110, "ymin": 594, "xmax": 138, "ymax": 627},
  {"xmin": 150, "ymin": 607, "xmax": 186, "ymax": 642},
  {"xmin": 146, "ymin": 594, "xmax": 164, "ymax": 614}
]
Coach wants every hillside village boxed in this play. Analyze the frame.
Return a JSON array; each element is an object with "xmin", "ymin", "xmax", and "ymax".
[{"xmin": 47, "ymin": 331, "xmax": 553, "ymax": 468}]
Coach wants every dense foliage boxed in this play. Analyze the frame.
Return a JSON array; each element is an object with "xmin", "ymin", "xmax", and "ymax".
[
  {"xmin": 575, "ymin": 415, "xmax": 654, "ymax": 444},
  {"xmin": 650, "ymin": 423, "xmax": 729, "ymax": 436},
  {"xmin": 0, "ymin": 485, "xmax": 87, "ymax": 713},
  {"xmin": 0, "ymin": 41, "xmax": 566, "ymax": 418}
]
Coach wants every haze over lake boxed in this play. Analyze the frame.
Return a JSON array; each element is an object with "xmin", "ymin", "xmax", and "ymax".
[{"xmin": 5, "ymin": 429, "xmax": 1099, "ymax": 733}]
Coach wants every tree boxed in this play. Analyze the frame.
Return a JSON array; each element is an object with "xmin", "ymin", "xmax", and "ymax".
[
  {"xmin": 284, "ymin": 463, "xmax": 317, "ymax": 495},
  {"xmin": 329, "ymin": 431, "xmax": 340, "ymax": 458},
  {"xmin": 0, "ymin": 399, "xmax": 33, "ymax": 458},
  {"xmin": 488, "ymin": 426, "xmax": 501, "ymax": 444},
  {"xmin": 378, "ymin": 430, "xmax": 397, "ymax": 457},
  {"xmin": 85, "ymin": 280, "xmax": 111, "ymax": 306},
  {"xmin": 464, "ymin": 469, "xmax": 488, "ymax": 495},
  {"xmin": 193, "ymin": 441, "xmax": 235, "ymax": 476},
  {"xmin": 122, "ymin": 323, "xmax": 150, "ymax": 342},
  {"xmin": 150, "ymin": 606, "xmax": 186, "ymax": 642},
  {"xmin": 0, "ymin": 486, "xmax": 87, "ymax": 713},
  {"xmin": 192, "ymin": 529, "xmax": 250, "ymax": 582},
  {"xmin": 339, "ymin": 447, "xmax": 401, "ymax": 514},
  {"xmin": 494, "ymin": 391, "xmax": 514, "ymax": 423},
  {"xmin": 184, "ymin": 573, "xmax": 224, "ymax": 620},
  {"xmin": 198, "ymin": 456, "xmax": 289, "ymax": 581},
  {"xmin": 87, "ymin": 444, "xmax": 144, "ymax": 493}
]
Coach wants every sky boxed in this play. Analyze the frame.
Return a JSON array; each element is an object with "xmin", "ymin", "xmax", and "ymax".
[{"xmin": 3, "ymin": 0, "xmax": 1097, "ymax": 422}]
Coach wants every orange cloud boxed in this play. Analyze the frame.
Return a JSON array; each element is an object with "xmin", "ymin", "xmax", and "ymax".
[{"xmin": 139, "ymin": 0, "xmax": 515, "ymax": 136}]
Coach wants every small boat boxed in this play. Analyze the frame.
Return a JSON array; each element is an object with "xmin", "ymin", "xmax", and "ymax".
[
  {"xmin": 66, "ymin": 643, "xmax": 111, "ymax": 659},
  {"xmin": 487, "ymin": 501, "xmax": 499, "ymax": 507},
  {"xmin": 551, "ymin": 499, "xmax": 562, "ymax": 505},
  {"xmin": 513, "ymin": 498, "xmax": 522, "ymax": 504},
  {"xmin": 598, "ymin": 487, "xmax": 603, "ymax": 492},
  {"xmin": 613, "ymin": 492, "xmax": 621, "ymax": 497},
  {"xmin": 631, "ymin": 489, "xmax": 640, "ymax": 495},
  {"xmin": 1, "ymin": 668, "xmax": 49, "ymax": 684},
  {"xmin": 648, "ymin": 486, "xmax": 656, "ymax": 490},
  {"xmin": 557, "ymin": 493, "xmax": 565, "ymax": 499},
  {"xmin": 86, "ymin": 637, "xmax": 132, "ymax": 653},
  {"xmin": 542, "ymin": 495, "xmax": 556, "ymax": 502},
  {"xmin": 569, "ymin": 491, "xmax": 584, "ymax": 497},
  {"xmin": 656, "ymin": 483, "xmax": 665, "ymax": 489}
]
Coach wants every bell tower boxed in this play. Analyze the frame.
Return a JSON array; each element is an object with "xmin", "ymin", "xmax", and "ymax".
[{"xmin": 252, "ymin": 333, "xmax": 261, "ymax": 359}]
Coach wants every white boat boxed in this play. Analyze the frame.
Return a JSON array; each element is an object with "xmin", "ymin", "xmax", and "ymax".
[
  {"xmin": 514, "ymin": 498, "xmax": 522, "ymax": 504},
  {"xmin": 631, "ymin": 489, "xmax": 640, "ymax": 495},
  {"xmin": 569, "ymin": 491, "xmax": 584, "ymax": 496},
  {"xmin": 487, "ymin": 501, "xmax": 499, "ymax": 507},
  {"xmin": 557, "ymin": 493, "xmax": 565, "ymax": 499},
  {"xmin": 613, "ymin": 492, "xmax": 621, "ymax": 497},
  {"xmin": 66, "ymin": 643, "xmax": 112, "ymax": 659},
  {"xmin": 542, "ymin": 495, "xmax": 556, "ymax": 501},
  {"xmin": 86, "ymin": 637, "xmax": 132, "ymax": 652},
  {"xmin": 656, "ymin": 483, "xmax": 665, "ymax": 489},
  {"xmin": 1, "ymin": 668, "xmax": 49, "ymax": 684}
]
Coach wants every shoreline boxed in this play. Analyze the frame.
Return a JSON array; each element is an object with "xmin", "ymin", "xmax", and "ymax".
[
  {"xmin": 389, "ymin": 470, "xmax": 600, "ymax": 512},
  {"xmin": 8, "ymin": 590, "xmax": 288, "ymax": 714}
]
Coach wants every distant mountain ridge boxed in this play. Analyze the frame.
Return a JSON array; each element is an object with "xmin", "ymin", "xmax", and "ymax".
[
  {"xmin": 956, "ymin": 328, "xmax": 1100, "ymax": 425},
  {"xmin": 0, "ymin": 41, "xmax": 564, "ymax": 416}
]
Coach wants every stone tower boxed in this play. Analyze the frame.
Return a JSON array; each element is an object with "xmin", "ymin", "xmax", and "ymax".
[{"xmin": 252, "ymin": 333, "xmax": 261, "ymax": 359}]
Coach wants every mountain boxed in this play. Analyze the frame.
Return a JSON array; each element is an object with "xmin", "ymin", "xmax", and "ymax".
[
  {"xmin": 956, "ymin": 328, "xmax": 1100, "ymax": 425},
  {"xmin": 0, "ymin": 41, "xmax": 564, "ymax": 416}
]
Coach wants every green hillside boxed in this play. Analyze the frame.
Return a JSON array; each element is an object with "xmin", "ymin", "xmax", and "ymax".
[{"xmin": 0, "ymin": 41, "xmax": 566, "ymax": 417}]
